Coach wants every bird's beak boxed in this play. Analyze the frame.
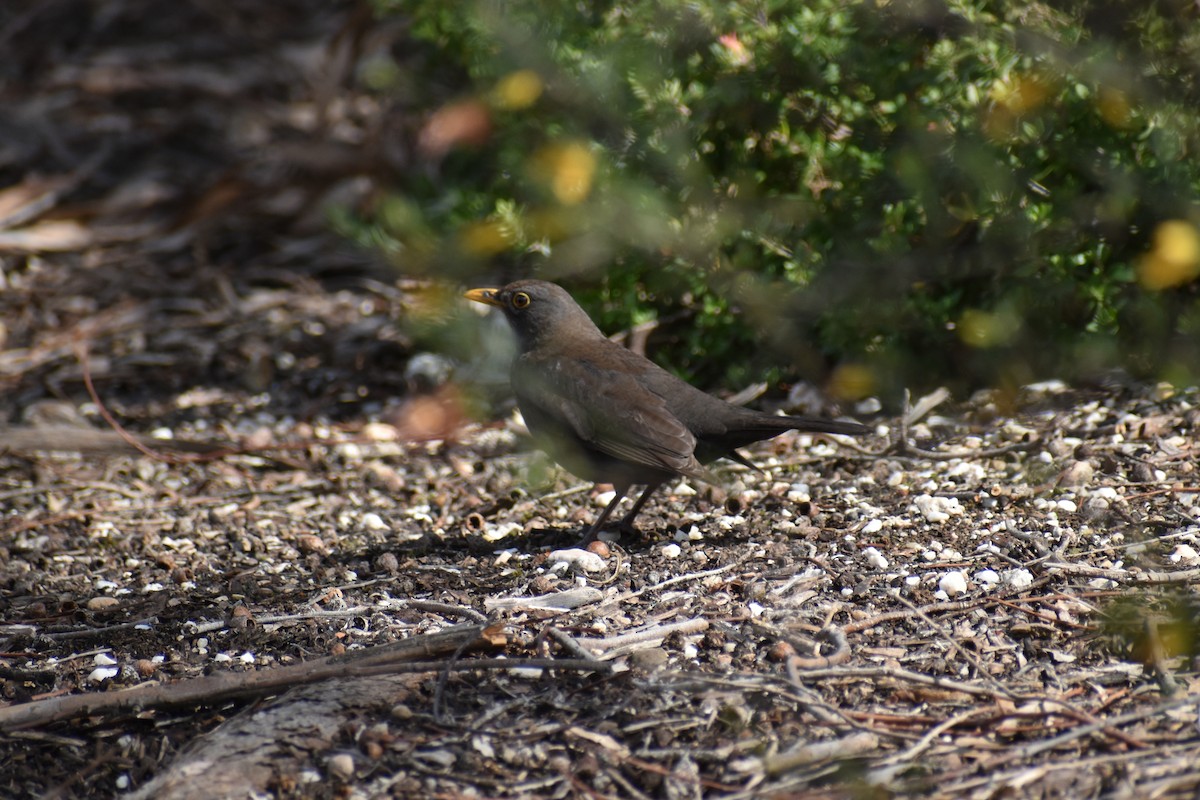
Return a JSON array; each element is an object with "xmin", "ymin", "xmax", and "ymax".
[{"xmin": 464, "ymin": 287, "xmax": 503, "ymax": 308}]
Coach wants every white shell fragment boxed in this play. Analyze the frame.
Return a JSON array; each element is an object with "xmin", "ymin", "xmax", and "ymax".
[
  {"xmin": 547, "ymin": 548, "xmax": 606, "ymax": 573},
  {"xmin": 912, "ymin": 495, "xmax": 963, "ymax": 523}
]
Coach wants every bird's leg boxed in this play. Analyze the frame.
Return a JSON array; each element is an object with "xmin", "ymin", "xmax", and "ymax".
[
  {"xmin": 577, "ymin": 482, "xmax": 631, "ymax": 544},
  {"xmin": 615, "ymin": 481, "xmax": 664, "ymax": 536}
]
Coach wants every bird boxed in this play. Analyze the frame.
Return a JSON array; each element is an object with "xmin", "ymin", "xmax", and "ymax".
[{"xmin": 465, "ymin": 279, "xmax": 870, "ymax": 542}]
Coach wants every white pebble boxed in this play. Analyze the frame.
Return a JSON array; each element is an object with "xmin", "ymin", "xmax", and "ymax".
[
  {"xmin": 661, "ymin": 543, "xmax": 682, "ymax": 559},
  {"xmin": 594, "ymin": 491, "xmax": 617, "ymax": 507},
  {"xmin": 861, "ymin": 518, "xmax": 884, "ymax": 535},
  {"xmin": 863, "ymin": 547, "xmax": 889, "ymax": 569},
  {"xmin": 362, "ymin": 512, "xmax": 388, "ymax": 531},
  {"xmin": 939, "ymin": 571, "xmax": 968, "ymax": 596},
  {"xmin": 1056, "ymin": 500, "xmax": 1077, "ymax": 514},
  {"xmin": 327, "ymin": 753, "xmax": 356, "ymax": 780},
  {"xmin": 975, "ymin": 569, "xmax": 1000, "ymax": 585}
]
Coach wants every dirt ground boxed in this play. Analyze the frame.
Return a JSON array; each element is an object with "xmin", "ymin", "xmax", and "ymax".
[{"xmin": 2, "ymin": 2, "xmax": 1200, "ymax": 798}]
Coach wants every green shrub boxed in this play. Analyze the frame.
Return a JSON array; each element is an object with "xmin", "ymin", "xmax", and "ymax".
[{"xmin": 363, "ymin": 0, "xmax": 1200, "ymax": 397}]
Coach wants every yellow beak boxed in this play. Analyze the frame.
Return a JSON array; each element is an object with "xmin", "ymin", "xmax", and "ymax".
[{"xmin": 464, "ymin": 288, "xmax": 503, "ymax": 308}]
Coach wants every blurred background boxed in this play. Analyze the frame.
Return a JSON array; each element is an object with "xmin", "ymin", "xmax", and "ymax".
[{"xmin": 2, "ymin": 0, "xmax": 1199, "ymax": 420}]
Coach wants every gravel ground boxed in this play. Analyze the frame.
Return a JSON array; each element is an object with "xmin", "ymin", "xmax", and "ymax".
[{"xmin": 3, "ymin": 321, "xmax": 1200, "ymax": 798}]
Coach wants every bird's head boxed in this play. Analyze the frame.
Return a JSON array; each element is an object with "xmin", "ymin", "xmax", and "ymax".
[{"xmin": 464, "ymin": 280, "xmax": 603, "ymax": 350}]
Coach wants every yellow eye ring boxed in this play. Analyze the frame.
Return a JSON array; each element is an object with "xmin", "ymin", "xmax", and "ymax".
[{"xmin": 511, "ymin": 291, "xmax": 531, "ymax": 309}]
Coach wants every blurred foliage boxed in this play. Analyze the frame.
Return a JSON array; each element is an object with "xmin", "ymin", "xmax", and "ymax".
[
  {"xmin": 1099, "ymin": 589, "xmax": 1200, "ymax": 669},
  {"xmin": 357, "ymin": 0, "xmax": 1200, "ymax": 398}
]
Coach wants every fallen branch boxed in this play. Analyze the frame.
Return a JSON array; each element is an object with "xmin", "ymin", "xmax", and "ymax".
[
  {"xmin": 1043, "ymin": 562, "xmax": 1200, "ymax": 585},
  {"xmin": 0, "ymin": 623, "xmax": 514, "ymax": 731}
]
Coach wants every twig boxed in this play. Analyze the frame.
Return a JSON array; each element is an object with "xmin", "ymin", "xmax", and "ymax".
[
  {"xmin": 762, "ymin": 730, "xmax": 880, "ymax": 776},
  {"xmin": 784, "ymin": 665, "xmax": 1011, "ymax": 700},
  {"xmin": 0, "ymin": 624, "xmax": 508, "ymax": 731},
  {"xmin": 1042, "ymin": 562, "xmax": 1200, "ymax": 585},
  {"xmin": 1009, "ymin": 694, "xmax": 1198, "ymax": 759},
  {"xmin": 544, "ymin": 626, "xmax": 604, "ymax": 663},
  {"xmin": 43, "ymin": 617, "xmax": 160, "ymax": 641},
  {"xmin": 784, "ymin": 625, "xmax": 850, "ymax": 669},
  {"xmin": 614, "ymin": 557, "xmax": 754, "ymax": 603},
  {"xmin": 879, "ymin": 707, "xmax": 993, "ymax": 766},
  {"xmin": 576, "ymin": 618, "xmax": 710, "ymax": 657},
  {"xmin": 893, "ymin": 594, "xmax": 1006, "ymax": 693}
]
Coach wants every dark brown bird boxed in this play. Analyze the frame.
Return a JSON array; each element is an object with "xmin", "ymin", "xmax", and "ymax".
[{"xmin": 465, "ymin": 280, "xmax": 869, "ymax": 542}]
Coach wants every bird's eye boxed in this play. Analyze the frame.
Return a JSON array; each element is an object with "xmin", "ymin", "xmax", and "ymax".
[{"xmin": 511, "ymin": 292, "xmax": 531, "ymax": 309}]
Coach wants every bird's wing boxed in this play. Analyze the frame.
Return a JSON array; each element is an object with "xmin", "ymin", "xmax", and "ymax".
[{"xmin": 513, "ymin": 352, "xmax": 706, "ymax": 479}]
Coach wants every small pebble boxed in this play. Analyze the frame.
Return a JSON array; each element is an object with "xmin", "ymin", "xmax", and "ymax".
[
  {"xmin": 661, "ymin": 543, "xmax": 682, "ymax": 559},
  {"xmin": 296, "ymin": 534, "xmax": 328, "ymax": 555},
  {"xmin": 376, "ymin": 552, "xmax": 399, "ymax": 573},
  {"xmin": 1130, "ymin": 462, "xmax": 1155, "ymax": 483},
  {"xmin": 975, "ymin": 569, "xmax": 1000, "ymax": 585},
  {"xmin": 327, "ymin": 753, "xmax": 356, "ymax": 780},
  {"xmin": 630, "ymin": 647, "xmax": 670, "ymax": 670},
  {"xmin": 939, "ymin": 571, "xmax": 968, "ymax": 596},
  {"xmin": 862, "ymin": 547, "xmax": 889, "ymax": 569},
  {"xmin": 1059, "ymin": 460, "xmax": 1094, "ymax": 487},
  {"xmin": 87, "ymin": 597, "xmax": 120, "ymax": 612},
  {"xmin": 361, "ymin": 512, "xmax": 388, "ymax": 531},
  {"xmin": 1081, "ymin": 497, "xmax": 1110, "ymax": 521}
]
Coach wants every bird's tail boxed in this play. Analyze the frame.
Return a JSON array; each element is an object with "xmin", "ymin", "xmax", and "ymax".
[{"xmin": 779, "ymin": 415, "xmax": 871, "ymax": 436}]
